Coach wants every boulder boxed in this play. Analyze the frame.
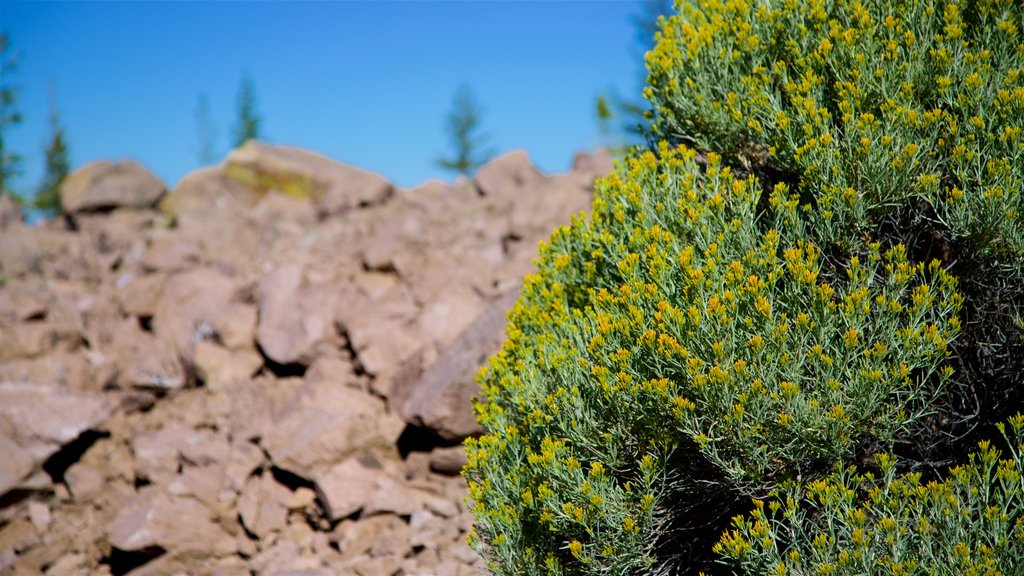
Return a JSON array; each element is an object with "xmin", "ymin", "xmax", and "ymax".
[
  {"xmin": 140, "ymin": 234, "xmax": 203, "ymax": 272},
  {"xmin": 158, "ymin": 164, "xmax": 263, "ymax": 218},
  {"xmin": 394, "ymin": 287, "xmax": 519, "ymax": 441},
  {"xmin": 474, "ymin": 150, "xmax": 544, "ymax": 199},
  {"xmin": 152, "ymin": 267, "xmax": 239, "ymax": 365},
  {"xmin": 237, "ymin": 472, "xmax": 291, "ymax": 539},
  {"xmin": 257, "ymin": 264, "xmax": 336, "ymax": 366},
  {"xmin": 0, "ymin": 383, "xmax": 109, "ymax": 496},
  {"xmin": 60, "ymin": 160, "xmax": 165, "ymax": 214},
  {"xmin": 571, "ymin": 148, "xmax": 614, "ymax": 181},
  {"xmin": 225, "ymin": 141, "xmax": 393, "ymax": 217},
  {"xmin": 193, "ymin": 341, "xmax": 263, "ymax": 391},
  {"xmin": 110, "ymin": 319, "xmax": 186, "ymax": 391},
  {"xmin": 262, "ymin": 379, "xmax": 402, "ymax": 475},
  {"xmin": 114, "ymin": 272, "xmax": 166, "ymax": 318},
  {"xmin": 105, "ymin": 485, "xmax": 235, "ymax": 558},
  {"xmin": 311, "ymin": 456, "xmax": 385, "ymax": 522}
]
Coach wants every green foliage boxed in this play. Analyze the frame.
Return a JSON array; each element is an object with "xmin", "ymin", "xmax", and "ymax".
[
  {"xmin": 645, "ymin": 0, "xmax": 1024, "ymax": 261},
  {"xmin": 718, "ymin": 414, "xmax": 1024, "ymax": 575},
  {"xmin": 437, "ymin": 84, "xmax": 494, "ymax": 176},
  {"xmin": 0, "ymin": 32, "xmax": 23, "ymax": 197},
  {"xmin": 34, "ymin": 87, "xmax": 69, "ymax": 217},
  {"xmin": 466, "ymin": 0, "xmax": 1024, "ymax": 574},
  {"xmin": 232, "ymin": 73, "xmax": 261, "ymax": 148},
  {"xmin": 464, "ymin": 146, "xmax": 962, "ymax": 575}
]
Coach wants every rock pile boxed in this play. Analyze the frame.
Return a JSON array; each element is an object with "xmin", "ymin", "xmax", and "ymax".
[{"xmin": 0, "ymin": 141, "xmax": 610, "ymax": 576}]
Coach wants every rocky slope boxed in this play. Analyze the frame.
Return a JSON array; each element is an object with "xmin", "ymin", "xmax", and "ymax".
[{"xmin": 0, "ymin": 142, "xmax": 611, "ymax": 576}]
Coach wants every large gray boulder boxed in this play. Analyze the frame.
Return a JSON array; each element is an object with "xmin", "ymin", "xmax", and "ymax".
[{"xmin": 60, "ymin": 160, "xmax": 165, "ymax": 214}]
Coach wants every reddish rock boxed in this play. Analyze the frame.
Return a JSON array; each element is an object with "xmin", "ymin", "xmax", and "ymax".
[
  {"xmin": 394, "ymin": 287, "xmax": 519, "ymax": 441},
  {"xmin": 262, "ymin": 379, "xmax": 401, "ymax": 474},
  {"xmin": 152, "ymin": 267, "xmax": 239, "ymax": 365},
  {"xmin": 257, "ymin": 264, "xmax": 337, "ymax": 366},
  {"xmin": 113, "ymin": 272, "xmax": 166, "ymax": 318},
  {"xmin": 474, "ymin": 150, "xmax": 544, "ymax": 199},
  {"xmin": 193, "ymin": 341, "xmax": 263, "ymax": 391},
  {"xmin": 105, "ymin": 485, "xmax": 235, "ymax": 558},
  {"xmin": 225, "ymin": 141, "xmax": 393, "ymax": 217},
  {"xmin": 60, "ymin": 160, "xmax": 165, "ymax": 214},
  {"xmin": 0, "ymin": 383, "xmax": 109, "ymax": 497}
]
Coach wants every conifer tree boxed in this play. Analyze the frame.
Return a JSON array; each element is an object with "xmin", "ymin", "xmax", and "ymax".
[
  {"xmin": 34, "ymin": 85, "xmax": 68, "ymax": 217},
  {"xmin": 436, "ymin": 84, "xmax": 494, "ymax": 176},
  {"xmin": 0, "ymin": 32, "xmax": 23, "ymax": 198},
  {"xmin": 232, "ymin": 74, "xmax": 261, "ymax": 148}
]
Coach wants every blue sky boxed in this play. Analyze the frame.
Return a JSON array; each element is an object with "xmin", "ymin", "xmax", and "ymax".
[{"xmin": 2, "ymin": 1, "xmax": 653, "ymax": 197}]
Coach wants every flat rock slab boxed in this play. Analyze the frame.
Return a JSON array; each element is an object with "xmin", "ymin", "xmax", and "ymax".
[
  {"xmin": 0, "ymin": 383, "xmax": 109, "ymax": 496},
  {"xmin": 106, "ymin": 485, "xmax": 235, "ymax": 557}
]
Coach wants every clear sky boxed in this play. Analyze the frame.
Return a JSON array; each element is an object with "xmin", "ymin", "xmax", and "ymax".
[{"xmin": 1, "ymin": 1, "xmax": 651, "ymax": 198}]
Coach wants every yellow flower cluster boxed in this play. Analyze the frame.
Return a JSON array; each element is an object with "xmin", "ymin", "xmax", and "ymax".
[
  {"xmin": 647, "ymin": 0, "xmax": 1024, "ymax": 258},
  {"xmin": 718, "ymin": 415, "xmax": 1024, "ymax": 573},
  {"xmin": 463, "ymin": 141, "xmax": 962, "ymax": 575}
]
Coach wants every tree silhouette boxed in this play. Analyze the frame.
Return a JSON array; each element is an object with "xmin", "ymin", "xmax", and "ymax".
[
  {"xmin": 0, "ymin": 32, "xmax": 23, "ymax": 197},
  {"xmin": 232, "ymin": 74, "xmax": 261, "ymax": 148},
  {"xmin": 34, "ymin": 84, "xmax": 69, "ymax": 217},
  {"xmin": 436, "ymin": 84, "xmax": 495, "ymax": 176}
]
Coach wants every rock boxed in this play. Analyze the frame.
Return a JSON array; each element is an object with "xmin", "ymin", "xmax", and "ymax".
[
  {"xmin": 345, "ymin": 318, "xmax": 423, "ymax": 380},
  {"xmin": 0, "ymin": 517, "xmax": 36, "ymax": 556},
  {"xmin": 193, "ymin": 341, "xmax": 263, "ymax": 391},
  {"xmin": 262, "ymin": 380, "xmax": 400, "ymax": 475},
  {"xmin": 428, "ymin": 446, "xmax": 467, "ymax": 475},
  {"xmin": 225, "ymin": 141, "xmax": 393, "ymax": 217},
  {"xmin": 0, "ymin": 192, "xmax": 23, "ymax": 229},
  {"xmin": 60, "ymin": 160, "xmax": 165, "ymax": 214},
  {"xmin": 333, "ymin": 514, "xmax": 404, "ymax": 559},
  {"xmin": 110, "ymin": 319, "xmax": 185, "ymax": 390},
  {"xmin": 394, "ymin": 287, "xmax": 519, "ymax": 441},
  {"xmin": 133, "ymin": 421, "xmax": 192, "ymax": 484},
  {"xmin": 140, "ymin": 234, "xmax": 202, "ymax": 272},
  {"xmin": 474, "ymin": 150, "xmax": 544, "ymax": 199},
  {"xmin": 64, "ymin": 462, "xmax": 105, "ymax": 500},
  {"xmin": 311, "ymin": 456, "xmax": 384, "ymax": 522},
  {"xmin": 105, "ymin": 485, "xmax": 235, "ymax": 558},
  {"xmin": 113, "ymin": 272, "xmax": 165, "ymax": 318},
  {"xmin": 152, "ymin": 267, "xmax": 239, "ymax": 365},
  {"xmin": 0, "ymin": 321, "xmax": 82, "ymax": 362},
  {"xmin": 415, "ymin": 285, "xmax": 486, "ymax": 348},
  {"xmin": 257, "ymin": 264, "xmax": 337, "ymax": 366},
  {"xmin": 210, "ymin": 303, "xmax": 258, "ymax": 351},
  {"xmin": 0, "ymin": 383, "xmax": 109, "ymax": 496},
  {"xmin": 0, "ymin": 279, "xmax": 49, "ymax": 323},
  {"xmin": 238, "ymin": 473, "xmax": 291, "ymax": 539},
  {"xmin": 571, "ymin": 148, "xmax": 614, "ymax": 181},
  {"xmin": 158, "ymin": 164, "xmax": 263, "ymax": 218},
  {"xmin": 28, "ymin": 501, "xmax": 51, "ymax": 532}
]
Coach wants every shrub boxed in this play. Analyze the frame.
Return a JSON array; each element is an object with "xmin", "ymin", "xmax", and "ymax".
[
  {"xmin": 645, "ymin": 0, "xmax": 1024, "ymax": 462},
  {"xmin": 464, "ymin": 0, "xmax": 1024, "ymax": 574},
  {"xmin": 717, "ymin": 414, "xmax": 1024, "ymax": 575},
  {"xmin": 464, "ymin": 146, "xmax": 961, "ymax": 575}
]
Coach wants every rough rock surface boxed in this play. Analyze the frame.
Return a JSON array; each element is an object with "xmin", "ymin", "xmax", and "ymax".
[
  {"xmin": 0, "ymin": 143, "xmax": 612, "ymax": 576},
  {"xmin": 59, "ymin": 160, "xmax": 166, "ymax": 214}
]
